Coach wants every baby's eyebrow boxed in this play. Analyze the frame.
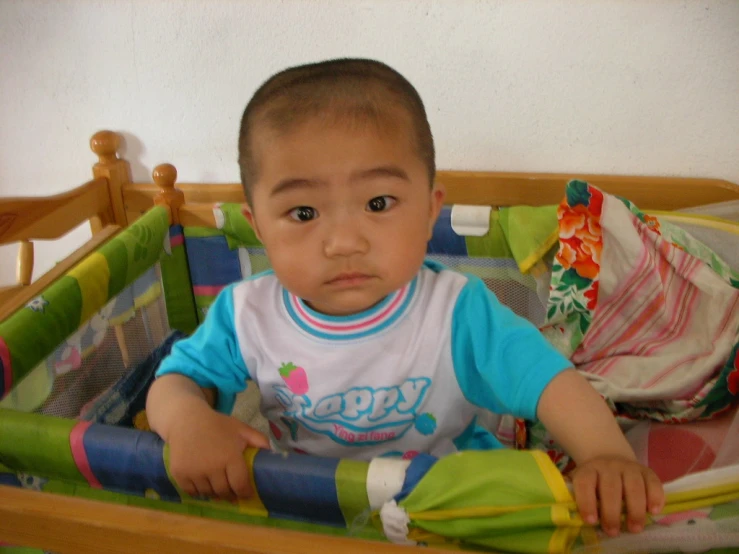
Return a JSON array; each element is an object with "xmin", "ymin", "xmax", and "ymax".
[
  {"xmin": 350, "ymin": 166, "xmax": 410, "ymax": 183},
  {"xmin": 270, "ymin": 178, "xmax": 322, "ymax": 197},
  {"xmin": 270, "ymin": 166, "xmax": 409, "ymax": 197}
]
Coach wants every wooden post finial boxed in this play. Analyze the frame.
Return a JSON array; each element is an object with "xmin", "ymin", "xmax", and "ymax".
[
  {"xmin": 153, "ymin": 163, "xmax": 177, "ymax": 191},
  {"xmin": 90, "ymin": 130, "xmax": 120, "ymax": 164},
  {"xmin": 90, "ymin": 130, "xmax": 129, "ymax": 226},
  {"xmin": 153, "ymin": 163, "xmax": 184, "ymax": 225}
]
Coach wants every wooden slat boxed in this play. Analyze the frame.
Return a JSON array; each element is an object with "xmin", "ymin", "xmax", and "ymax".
[
  {"xmin": 0, "ymin": 178, "xmax": 112, "ymax": 245},
  {"xmin": 0, "ymin": 285, "xmax": 22, "ymax": 305},
  {"xmin": 179, "ymin": 204, "xmax": 220, "ymax": 227},
  {"xmin": 0, "ymin": 225, "xmax": 119, "ymax": 322},
  {"xmin": 0, "ymin": 485, "xmax": 447, "ymax": 554},
  {"xmin": 172, "ymin": 183, "xmax": 245, "ymax": 203},
  {"xmin": 437, "ymin": 172, "xmax": 739, "ymax": 210},
  {"xmin": 121, "ymin": 173, "xmax": 739, "ymax": 225},
  {"xmin": 16, "ymin": 239, "xmax": 34, "ymax": 285},
  {"xmin": 148, "ymin": 175, "xmax": 739, "ymax": 231},
  {"xmin": 123, "ymin": 183, "xmax": 245, "ymax": 221}
]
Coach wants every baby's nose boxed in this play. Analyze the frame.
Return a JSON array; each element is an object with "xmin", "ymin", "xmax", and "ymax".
[{"xmin": 323, "ymin": 218, "xmax": 369, "ymax": 257}]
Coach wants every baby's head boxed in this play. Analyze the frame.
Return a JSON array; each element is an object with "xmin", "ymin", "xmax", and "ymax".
[
  {"xmin": 238, "ymin": 58, "xmax": 435, "ymax": 202},
  {"xmin": 238, "ymin": 58, "xmax": 445, "ymax": 316}
]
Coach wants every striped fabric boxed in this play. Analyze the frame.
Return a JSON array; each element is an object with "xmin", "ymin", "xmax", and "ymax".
[
  {"xmin": 541, "ymin": 182, "xmax": 739, "ymax": 424},
  {"xmin": 527, "ymin": 182, "xmax": 739, "ymax": 477},
  {"xmin": 182, "ymin": 227, "xmax": 249, "ymax": 323}
]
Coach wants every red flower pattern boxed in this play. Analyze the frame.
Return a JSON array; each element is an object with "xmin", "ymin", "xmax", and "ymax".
[
  {"xmin": 555, "ymin": 187, "xmax": 604, "ymax": 280},
  {"xmin": 728, "ymin": 355, "xmax": 739, "ymax": 396},
  {"xmin": 584, "ymin": 280, "xmax": 600, "ymax": 310}
]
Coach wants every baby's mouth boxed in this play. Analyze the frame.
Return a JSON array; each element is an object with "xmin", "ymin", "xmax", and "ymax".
[{"xmin": 327, "ymin": 273, "xmax": 374, "ymax": 286}]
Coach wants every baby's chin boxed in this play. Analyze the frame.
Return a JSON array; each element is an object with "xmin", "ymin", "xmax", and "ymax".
[{"xmin": 302, "ymin": 290, "xmax": 390, "ymax": 317}]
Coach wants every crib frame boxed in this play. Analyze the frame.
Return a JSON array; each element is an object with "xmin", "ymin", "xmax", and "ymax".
[{"xmin": 0, "ymin": 130, "xmax": 738, "ymax": 553}]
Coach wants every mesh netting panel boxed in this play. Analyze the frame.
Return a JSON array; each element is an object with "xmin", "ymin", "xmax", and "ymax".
[
  {"xmin": 667, "ymin": 221, "xmax": 739, "ymax": 272},
  {"xmin": 680, "ymin": 199, "xmax": 739, "ymax": 222},
  {"xmin": 246, "ymin": 248, "xmax": 272, "ymax": 275},
  {"xmin": 34, "ymin": 268, "xmax": 171, "ymax": 419},
  {"xmin": 427, "ymin": 254, "xmax": 547, "ymax": 326}
]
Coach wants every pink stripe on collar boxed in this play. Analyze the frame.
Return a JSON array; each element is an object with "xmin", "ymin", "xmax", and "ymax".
[{"xmin": 292, "ymin": 286, "xmax": 407, "ymax": 332}]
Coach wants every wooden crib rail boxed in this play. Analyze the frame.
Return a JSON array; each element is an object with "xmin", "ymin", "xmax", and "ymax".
[
  {"xmin": 0, "ymin": 485, "xmax": 447, "ymax": 554},
  {"xmin": 435, "ymin": 171, "xmax": 739, "ymax": 209},
  {"xmin": 0, "ymin": 131, "xmax": 134, "ymax": 312},
  {"xmin": 123, "ymin": 181, "xmax": 244, "ymax": 224},
  {"xmin": 140, "ymin": 163, "xmax": 739, "ymax": 230},
  {"xmin": 0, "ymin": 225, "xmax": 119, "ymax": 322},
  {"xmin": 0, "ymin": 177, "xmax": 114, "ymax": 245},
  {"xmin": 0, "ymin": 177, "xmax": 118, "ymax": 308}
]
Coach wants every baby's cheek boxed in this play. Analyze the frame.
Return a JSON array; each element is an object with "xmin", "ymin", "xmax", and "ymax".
[
  {"xmin": 392, "ymin": 242, "xmax": 427, "ymax": 278},
  {"xmin": 270, "ymin": 256, "xmax": 313, "ymax": 294}
]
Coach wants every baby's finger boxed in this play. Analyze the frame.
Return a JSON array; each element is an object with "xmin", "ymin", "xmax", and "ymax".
[
  {"xmin": 178, "ymin": 477, "xmax": 199, "ymax": 498},
  {"xmin": 226, "ymin": 459, "xmax": 253, "ymax": 498},
  {"xmin": 238, "ymin": 423, "xmax": 270, "ymax": 450},
  {"xmin": 573, "ymin": 468, "xmax": 599, "ymax": 526},
  {"xmin": 623, "ymin": 471, "xmax": 647, "ymax": 533},
  {"xmin": 209, "ymin": 471, "xmax": 236, "ymax": 502},
  {"xmin": 644, "ymin": 469, "xmax": 665, "ymax": 515},
  {"xmin": 598, "ymin": 471, "xmax": 623, "ymax": 536},
  {"xmin": 192, "ymin": 477, "xmax": 215, "ymax": 499}
]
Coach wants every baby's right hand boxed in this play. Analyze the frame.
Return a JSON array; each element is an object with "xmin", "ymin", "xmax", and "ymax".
[{"xmin": 167, "ymin": 406, "xmax": 270, "ymax": 501}]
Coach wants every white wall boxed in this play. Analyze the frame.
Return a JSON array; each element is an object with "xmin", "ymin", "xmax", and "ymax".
[{"xmin": 1, "ymin": 0, "xmax": 738, "ymax": 285}]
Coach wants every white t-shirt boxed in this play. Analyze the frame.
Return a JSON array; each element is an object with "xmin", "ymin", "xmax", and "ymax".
[{"xmin": 156, "ymin": 260, "xmax": 571, "ymax": 460}]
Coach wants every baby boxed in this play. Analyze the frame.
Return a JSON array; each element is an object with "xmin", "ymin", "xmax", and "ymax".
[{"xmin": 147, "ymin": 58, "xmax": 663, "ymax": 537}]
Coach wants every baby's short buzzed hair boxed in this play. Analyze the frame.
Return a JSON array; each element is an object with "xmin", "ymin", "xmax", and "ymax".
[{"xmin": 238, "ymin": 58, "xmax": 435, "ymax": 202}]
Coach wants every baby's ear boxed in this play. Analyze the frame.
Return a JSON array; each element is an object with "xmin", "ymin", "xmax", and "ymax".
[
  {"xmin": 241, "ymin": 204, "xmax": 263, "ymax": 242},
  {"xmin": 427, "ymin": 182, "xmax": 446, "ymax": 238}
]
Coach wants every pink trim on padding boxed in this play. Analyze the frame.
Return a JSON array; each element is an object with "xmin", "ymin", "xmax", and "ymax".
[
  {"xmin": 69, "ymin": 421, "xmax": 103, "ymax": 489},
  {"xmin": 193, "ymin": 284, "xmax": 226, "ymax": 296},
  {"xmin": 0, "ymin": 337, "xmax": 11, "ymax": 397}
]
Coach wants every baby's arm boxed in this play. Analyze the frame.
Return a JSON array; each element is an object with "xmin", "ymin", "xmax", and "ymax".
[
  {"xmin": 146, "ymin": 284, "xmax": 268, "ymax": 500},
  {"xmin": 537, "ymin": 369, "xmax": 664, "ymax": 535},
  {"xmin": 147, "ymin": 374, "xmax": 268, "ymax": 501},
  {"xmin": 450, "ymin": 276, "xmax": 663, "ymax": 536}
]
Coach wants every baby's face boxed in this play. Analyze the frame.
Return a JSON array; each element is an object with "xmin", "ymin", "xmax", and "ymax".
[{"xmin": 245, "ymin": 115, "xmax": 444, "ymax": 316}]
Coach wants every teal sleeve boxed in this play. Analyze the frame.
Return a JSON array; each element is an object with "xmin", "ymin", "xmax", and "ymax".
[
  {"xmin": 451, "ymin": 276, "xmax": 572, "ymax": 421},
  {"xmin": 155, "ymin": 284, "xmax": 250, "ymax": 414}
]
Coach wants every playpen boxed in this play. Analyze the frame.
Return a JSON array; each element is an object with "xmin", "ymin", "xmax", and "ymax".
[{"xmin": 0, "ymin": 131, "xmax": 738, "ymax": 554}]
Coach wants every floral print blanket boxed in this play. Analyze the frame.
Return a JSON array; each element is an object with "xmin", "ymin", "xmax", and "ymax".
[{"xmin": 528, "ymin": 181, "xmax": 739, "ymax": 470}]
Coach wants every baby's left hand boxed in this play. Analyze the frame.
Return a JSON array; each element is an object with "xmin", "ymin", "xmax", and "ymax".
[{"xmin": 570, "ymin": 456, "xmax": 664, "ymax": 537}]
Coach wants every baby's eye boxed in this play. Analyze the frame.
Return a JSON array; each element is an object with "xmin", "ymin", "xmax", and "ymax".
[
  {"xmin": 288, "ymin": 207, "xmax": 318, "ymax": 222},
  {"xmin": 366, "ymin": 196, "xmax": 397, "ymax": 213}
]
